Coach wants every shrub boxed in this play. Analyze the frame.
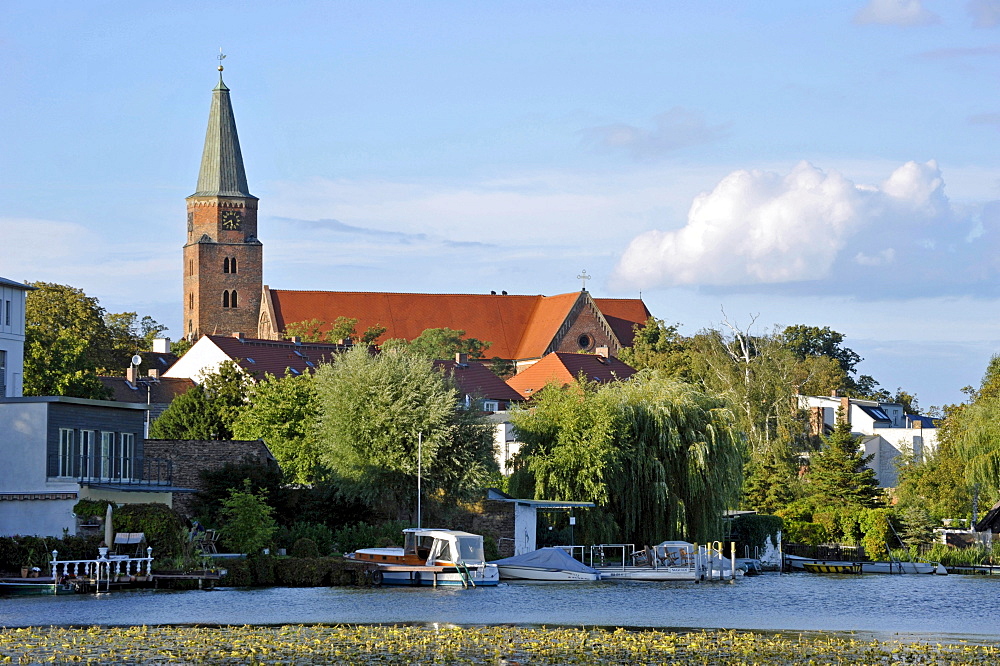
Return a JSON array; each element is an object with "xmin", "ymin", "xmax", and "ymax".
[
  {"xmin": 72, "ymin": 499, "xmax": 112, "ymax": 519},
  {"xmin": 114, "ymin": 503, "xmax": 187, "ymax": 559},
  {"xmin": 284, "ymin": 521, "xmax": 334, "ymax": 555},
  {"xmin": 290, "ymin": 538, "xmax": 320, "ymax": 558},
  {"xmin": 332, "ymin": 521, "xmax": 408, "ymax": 554},
  {"xmin": 219, "ymin": 481, "xmax": 278, "ymax": 556},
  {"xmin": 728, "ymin": 514, "xmax": 783, "ymax": 555}
]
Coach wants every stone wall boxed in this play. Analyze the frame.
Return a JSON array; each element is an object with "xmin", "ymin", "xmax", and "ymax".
[
  {"xmin": 144, "ymin": 439, "xmax": 276, "ymax": 517},
  {"xmin": 452, "ymin": 500, "xmax": 517, "ymax": 558}
]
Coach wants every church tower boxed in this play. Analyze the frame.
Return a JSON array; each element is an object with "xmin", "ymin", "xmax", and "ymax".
[{"xmin": 183, "ymin": 63, "xmax": 262, "ymax": 340}]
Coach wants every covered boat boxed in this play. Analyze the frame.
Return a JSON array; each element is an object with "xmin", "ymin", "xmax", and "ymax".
[
  {"xmin": 347, "ymin": 528, "xmax": 499, "ymax": 587},
  {"xmin": 491, "ymin": 547, "xmax": 601, "ymax": 581}
]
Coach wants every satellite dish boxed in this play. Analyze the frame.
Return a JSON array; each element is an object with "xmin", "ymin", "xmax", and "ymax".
[{"xmin": 131, "ymin": 354, "xmax": 142, "ymax": 366}]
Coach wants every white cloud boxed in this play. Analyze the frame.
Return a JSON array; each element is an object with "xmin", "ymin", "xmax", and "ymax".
[
  {"xmin": 611, "ymin": 160, "xmax": 989, "ymax": 297},
  {"xmin": 581, "ymin": 108, "xmax": 728, "ymax": 161},
  {"xmin": 854, "ymin": 0, "xmax": 940, "ymax": 26},
  {"xmin": 968, "ymin": 0, "xmax": 1000, "ymax": 27}
]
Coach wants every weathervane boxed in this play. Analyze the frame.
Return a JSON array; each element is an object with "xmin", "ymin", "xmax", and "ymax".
[
  {"xmin": 217, "ymin": 48, "xmax": 226, "ymax": 72},
  {"xmin": 577, "ymin": 269, "xmax": 592, "ymax": 291}
]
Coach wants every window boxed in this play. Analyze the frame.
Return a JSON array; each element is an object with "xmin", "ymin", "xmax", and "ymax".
[
  {"xmin": 231, "ymin": 290, "xmax": 238, "ymax": 308},
  {"xmin": 188, "ymin": 259, "xmax": 193, "ymax": 276},
  {"xmin": 189, "ymin": 293, "xmax": 194, "ymax": 310},
  {"xmin": 231, "ymin": 257, "xmax": 237, "ymax": 273},
  {"xmin": 120, "ymin": 433, "xmax": 135, "ymax": 479},
  {"xmin": 222, "ymin": 291, "xmax": 229, "ymax": 308},
  {"xmin": 223, "ymin": 257, "xmax": 231, "ymax": 273},
  {"xmin": 100, "ymin": 432, "xmax": 114, "ymax": 478},
  {"xmin": 58, "ymin": 428, "xmax": 74, "ymax": 477},
  {"xmin": 482, "ymin": 400, "xmax": 499, "ymax": 412},
  {"xmin": 0, "ymin": 349, "xmax": 5, "ymax": 397},
  {"xmin": 79, "ymin": 430, "xmax": 94, "ymax": 478},
  {"xmin": 577, "ymin": 334, "xmax": 592, "ymax": 349},
  {"xmin": 4, "ymin": 299, "xmax": 9, "ymax": 326}
]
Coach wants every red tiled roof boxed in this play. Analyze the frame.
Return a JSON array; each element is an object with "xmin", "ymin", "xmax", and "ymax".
[
  {"xmin": 434, "ymin": 360, "xmax": 524, "ymax": 404},
  {"xmin": 99, "ymin": 376, "xmax": 195, "ymax": 404},
  {"xmin": 269, "ymin": 290, "xmax": 650, "ymax": 360},
  {"xmin": 506, "ymin": 352, "xmax": 638, "ymax": 397},
  {"xmin": 206, "ymin": 334, "xmax": 345, "ymax": 379},
  {"xmin": 592, "ymin": 298, "xmax": 651, "ymax": 348}
]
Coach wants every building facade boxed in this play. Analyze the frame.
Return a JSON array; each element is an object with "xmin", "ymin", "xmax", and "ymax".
[{"xmin": 0, "ymin": 277, "xmax": 33, "ymax": 398}]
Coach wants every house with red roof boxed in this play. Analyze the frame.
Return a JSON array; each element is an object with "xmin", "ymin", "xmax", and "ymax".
[
  {"xmin": 163, "ymin": 333, "xmax": 345, "ymax": 382},
  {"xmin": 506, "ymin": 349, "xmax": 638, "ymax": 398}
]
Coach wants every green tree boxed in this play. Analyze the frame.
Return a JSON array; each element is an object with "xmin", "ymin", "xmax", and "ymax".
[
  {"xmin": 200, "ymin": 361, "xmax": 253, "ymax": 436},
  {"xmin": 284, "ymin": 318, "xmax": 326, "ymax": 342},
  {"xmin": 488, "ymin": 357, "xmax": 516, "ymax": 380},
  {"xmin": 313, "ymin": 346, "xmax": 497, "ymax": 518},
  {"xmin": 619, "ymin": 317, "xmax": 691, "ymax": 379},
  {"xmin": 391, "ymin": 327, "xmax": 492, "ymax": 360},
  {"xmin": 104, "ymin": 312, "xmax": 168, "ymax": 366},
  {"xmin": 510, "ymin": 371, "xmax": 744, "ymax": 545},
  {"xmin": 806, "ymin": 413, "xmax": 883, "ymax": 509},
  {"xmin": 219, "ymin": 480, "xmax": 278, "ymax": 556},
  {"xmin": 895, "ymin": 436, "xmax": 973, "ymax": 523},
  {"xmin": 148, "ymin": 385, "xmax": 224, "ymax": 439},
  {"xmin": 361, "ymin": 324, "xmax": 388, "ymax": 345},
  {"xmin": 781, "ymin": 324, "xmax": 862, "ymax": 377},
  {"xmin": 24, "ymin": 282, "xmax": 112, "ymax": 398},
  {"xmin": 232, "ymin": 371, "xmax": 321, "ymax": 484}
]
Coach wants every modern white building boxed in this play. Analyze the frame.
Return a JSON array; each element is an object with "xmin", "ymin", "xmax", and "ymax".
[
  {"xmin": 798, "ymin": 394, "xmax": 938, "ymax": 487},
  {"xmin": 0, "ymin": 277, "xmax": 33, "ymax": 398},
  {"xmin": 0, "ymin": 396, "xmax": 176, "ymax": 537}
]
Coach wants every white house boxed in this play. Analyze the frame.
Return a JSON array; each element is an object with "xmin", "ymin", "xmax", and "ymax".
[
  {"xmin": 0, "ymin": 277, "xmax": 33, "ymax": 398},
  {"xmin": 798, "ymin": 394, "xmax": 938, "ymax": 487}
]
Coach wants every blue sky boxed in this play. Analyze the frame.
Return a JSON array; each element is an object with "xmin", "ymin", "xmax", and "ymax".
[{"xmin": 3, "ymin": 0, "xmax": 1000, "ymax": 410}]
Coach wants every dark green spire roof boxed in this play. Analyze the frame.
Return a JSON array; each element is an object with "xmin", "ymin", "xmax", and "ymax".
[{"xmin": 192, "ymin": 73, "xmax": 255, "ymax": 198}]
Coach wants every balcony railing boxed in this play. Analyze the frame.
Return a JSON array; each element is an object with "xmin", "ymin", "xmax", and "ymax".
[{"xmin": 47, "ymin": 454, "xmax": 173, "ymax": 486}]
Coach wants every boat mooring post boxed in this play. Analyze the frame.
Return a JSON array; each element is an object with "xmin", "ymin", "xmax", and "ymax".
[
  {"xmin": 730, "ymin": 541, "xmax": 736, "ymax": 581},
  {"xmin": 417, "ymin": 432, "xmax": 422, "ymax": 530}
]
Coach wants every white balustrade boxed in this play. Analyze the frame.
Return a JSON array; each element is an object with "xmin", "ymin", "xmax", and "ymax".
[{"xmin": 49, "ymin": 548, "xmax": 154, "ymax": 587}]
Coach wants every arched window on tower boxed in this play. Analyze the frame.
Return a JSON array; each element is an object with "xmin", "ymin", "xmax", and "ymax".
[
  {"xmin": 231, "ymin": 290, "xmax": 238, "ymax": 308},
  {"xmin": 231, "ymin": 257, "xmax": 237, "ymax": 274},
  {"xmin": 222, "ymin": 291, "xmax": 230, "ymax": 308},
  {"xmin": 189, "ymin": 293, "xmax": 194, "ymax": 310},
  {"xmin": 223, "ymin": 257, "xmax": 230, "ymax": 273},
  {"xmin": 188, "ymin": 260, "xmax": 194, "ymax": 276}
]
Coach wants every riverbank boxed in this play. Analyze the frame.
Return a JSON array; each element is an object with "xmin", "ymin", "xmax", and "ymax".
[{"xmin": 1, "ymin": 624, "xmax": 998, "ymax": 664}]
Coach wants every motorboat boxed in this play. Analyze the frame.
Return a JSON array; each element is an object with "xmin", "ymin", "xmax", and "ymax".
[
  {"xmin": 346, "ymin": 528, "xmax": 499, "ymax": 587},
  {"xmin": 785, "ymin": 554, "xmax": 945, "ymax": 575},
  {"xmin": 491, "ymin": 547, "xmax": 601, "ymax": 581}
]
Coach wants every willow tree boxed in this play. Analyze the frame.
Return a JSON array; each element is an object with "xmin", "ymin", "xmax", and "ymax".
[
  {"xmin": 313, "ymin": 346, "xmax": 497, "ymax": 519},
  {"xmin": 944, "ymin": 355, "xmax": 1000, "ymax": 509},
  {"xmin": 509, "ymin": 371, "xmax": 743, "ymax": 545}
]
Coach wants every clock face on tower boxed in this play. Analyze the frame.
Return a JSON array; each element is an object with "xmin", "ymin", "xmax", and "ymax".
[{"xmin": 221, "ymin": 210, "xmax": 243, "ymax": 231}]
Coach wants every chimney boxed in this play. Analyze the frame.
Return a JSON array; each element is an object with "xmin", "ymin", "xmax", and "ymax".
[
  {"xmin": 152, "ymin": 338, "xmax": 171, "ymax": 354},
  {"xmin": 809, "ymin": 407, "xmax": 824, "ymax": 436},
  {"xmin": 291, "ymin": 336, "xmax": 302, "ymax": 345},
  {"xmin": 595, "ymin": 345, "xmax": 610, "ymax": 359},
  {"xmin": 232, "ymin": 332, "xmax": 243, "ymax": 340},
  {"xmin": 830, "ymin": 389, "xmax": 839, "ymax": 397},
  {"xmin": 126, "ymin": 366, "xmax": 137, "ymax": 383},
  {"xmin": 148, "ymin": 369, "xmax": 159, "ymax": 379},
  {"xmin": 840, "ymin": 397, "xmax": 851, "ymax": 424},
  {"xmin": 456, "ymin": 352, "xmax": 469, "ymax": 364}
]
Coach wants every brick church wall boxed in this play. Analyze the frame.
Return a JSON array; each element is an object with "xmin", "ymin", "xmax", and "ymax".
[
  {"xmin": 144, "ymin": 439, "xmax": 276, "ymax": 517},
  {"xmin": 555, "ymin": 301, "xmax": 617, "ymax": 355}
]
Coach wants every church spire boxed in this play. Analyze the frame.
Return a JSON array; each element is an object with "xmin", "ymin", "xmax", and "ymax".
[{"xmin": 192, "ymin": 59, "xmax": 254, "ymax": 198}]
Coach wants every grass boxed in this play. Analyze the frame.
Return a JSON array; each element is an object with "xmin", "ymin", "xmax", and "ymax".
[{"xmin": 1, "ymin": 624, "xmax": 999, "ymax": 664}]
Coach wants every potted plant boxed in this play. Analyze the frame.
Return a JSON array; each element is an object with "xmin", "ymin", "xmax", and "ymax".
[
  {"xmin": 20, "ymin": 547, "xmax": 36, "ymax": 578},
  {"xmin": 98, "ymin": 542, "xmax": 109, "ymax": 559}
]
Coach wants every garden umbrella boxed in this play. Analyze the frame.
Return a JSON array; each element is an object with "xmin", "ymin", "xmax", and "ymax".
[{"xmin": 104, "ymin": 504, "xmax": 113, "ymax": 549}]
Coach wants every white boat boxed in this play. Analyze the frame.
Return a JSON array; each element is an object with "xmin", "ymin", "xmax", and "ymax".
[
  {"xmin": 785, "ymin": 554, "xmax": 945, "ymax": 575},
  {"xmin": 346, "ymin": 528, "xmax": 499, "ymax": 587},
  {"xmin": 491, "ymin": 547, "xmax": 602, "ymax": 581}
]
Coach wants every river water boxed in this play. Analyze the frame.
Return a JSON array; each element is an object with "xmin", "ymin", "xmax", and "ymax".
[{"xmin": 3, "ymin": 572, "xmax": 999, "ymax": 641}]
